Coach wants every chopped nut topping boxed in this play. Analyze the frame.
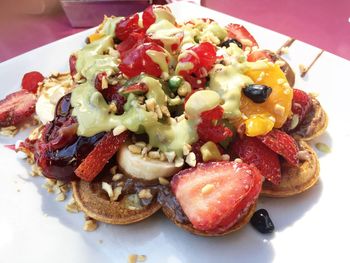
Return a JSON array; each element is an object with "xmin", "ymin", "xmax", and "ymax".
[
  {"xmin": 185, "ymin": 152, "xmax": 196, "ymax": 167},
  {"xmin": 55, "ymin": 192, "xmax": 66, "ymax": 202},
  {"xmin": 159, "ymin": 152, "xmax": 166, "ymax": 161},
  {"xmin": 174, "ymin": 156, "xmax": 184, "ymax": 167},
  {"xmin": 277, "ymin": 78, "xmax": 285, "ymax": 85},
  {"xmin": 108, "ymin": 102, "xmax": 117, "ymax": 114},
  {"xmin": 168, "ymin": 96, "xmax": 182, "ymax": 106},
  {"xmin": 112, "ymin": 173, "xmax": 123, "ymax": 181},
  {"xmin": 201, "ymin": 184, "xmax": 215, "ymax": 195},
  {"xmin": 145, "ymin": 98, "xmax": 156, "ymax": 112},
  {"xmin": 297, "ymin": 150, "xmax": 311, "ymax": 161},
  {"xmin": 110, "ymin": 165, "xmax": 118, "ymax": 175},
  {"xmin": 135, "ymin": 141, "xmax": 147, "ymax": 148},
  {"xmin": 290, "ymin": 115, "xmax": 300, "ymax": 130},
  {"xmin": 138, "ymin": 189, "xmax": 153, "ymax": 199},
  {"xmin": 0, "ymin": 126, "xmax": 18, "ymax": 137},
  {"xmin": 274, "ymin": 104, "xmax": 285, "ymax": 116},
  {"xmin": 31, "ymin": 164, "xmax": 43, "ymax": 177},
  {"xmin": 164, "ymin": 151, "xmax": 176, "ymax": 163},
  {"xmin": 240, "ymin": 38, "xmax": 253, "ymax": 47},
  {"xmin": 234, "ymin": 158, "xmax": 243, "ymax": 163},
  {"xmin": 112, "ymin": 186, "xmax": 123, "ymax": 201},
  {"xmin": 299, "ymin": 64, "xmax": 307, "ymax": 75},
  {"xmin": 148, "ymin": 150, "xmax": 160, "ymax": 159},
  {"xmin": 275, "ymin": 60, "xmax": 286, "ymax": 67},
  {"xmin": 175, "ymin": 114, "xmax": 185, "ymax": 123},
  {"xmin": 315, "ymin": 142, "xmax": 331, "ymax": 153},
  {"xmin": 221, "ymin": 154, "xmax": 230, "ymax": 161},
  {"xmin": 280, "ymin": 46, "xmax": 289, "ymax": 54},
  {"xmin": 128, "ymin": 145, "xmax": 142, "ymax": 154},
  {"xmin": 128, "ymin": 254, "xmax": 147, "ymax": 263},
  {"xmin": 102, "ymin": 182, "xmax": 113, "ymax": 198},
  {"xmin": 177, "ymin": 81, "xmax": 191, "ymax": 97},
  {"xmin": 158, "ymin": 177, "xmax": 169, "ymax": 185},
  {"xmin": 160, "ymin": 105, "xmax": 171, "ymax": 117},
  {"xmin": 66, "ymin": 198, "xmax": 81, "ymax": 213},
  {"xmin": 155, "ymin": 105, "xmax": 163, "ymax": 119},
  {"xmin": 182, "ymin": 144, "xmax": 192, "ymax": 156},
  {"xmin": 113, "ymin": 125, "xmax": 127, "ymax": 136},
  {"xmin": 84, "ymin": 219, "xmax": 98, "ymax": 232},
  {"xmin": 101, "ymin": 75, "xmax": 108, "ymax": 89}
]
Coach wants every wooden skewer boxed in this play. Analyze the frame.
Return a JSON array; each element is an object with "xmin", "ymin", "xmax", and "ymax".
[
  {"xmin": 300, "ymin": 50, "xmax": 324, "ymax": 78},
  {"xmin": 276, "ymin": 38, "xmax": 295, "ymax": 56}
]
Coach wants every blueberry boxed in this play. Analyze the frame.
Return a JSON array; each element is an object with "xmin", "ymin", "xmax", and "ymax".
[
  {"xmin": 243, "ymin": 84, "xmax": 272, "ymax": 103},
  {"xmin": 219, "ymin": 38, "xmax": 243, "ymax": 49},
  {"xmin": 250, "ymin": 208, "xmax": 275, "ymax": 234}
]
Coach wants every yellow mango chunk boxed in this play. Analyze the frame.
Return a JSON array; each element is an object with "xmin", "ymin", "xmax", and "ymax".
[{"xmin": 241, "ymin": 64, "xmax": 293, "ymax": 128}]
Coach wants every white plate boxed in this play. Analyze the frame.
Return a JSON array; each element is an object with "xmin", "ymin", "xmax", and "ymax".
[{"xmin": 1, "ymin": 2, "xmax": 350, "ymax": 263}]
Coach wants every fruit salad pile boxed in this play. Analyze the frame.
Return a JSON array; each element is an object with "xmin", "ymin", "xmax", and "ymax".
[{"xmin": 0, "ymin": 5, "xmax": 324, "ymax": 235}]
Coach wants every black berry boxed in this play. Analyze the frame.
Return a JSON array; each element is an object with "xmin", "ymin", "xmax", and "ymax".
[
  {"xmin": 243, "ymin": 84, "xmax": 272, "ymax": 103},
  {"xmin": 250, "ymin": 208, "xmax": 275, "ymax": 234},
  {"xmin": 219, "ymin": 38, "xmax": 243, "ymax": 49}
]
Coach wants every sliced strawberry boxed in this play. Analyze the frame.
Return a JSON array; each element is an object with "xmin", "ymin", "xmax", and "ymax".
[
  {"xmin": 171, "ymin": 161, "xmax": 263, "ymax": 233},
  {"xmin": 197, "ymin": 106, "xmax": 233, "ymax": 143},
  {"xmin": 74, "ymin": 131, "xmax": 128, "ymax": 182},
  {"xmin": 226, "ymin": 24, "xmax": 258, "ymax": 50},
  {"xmin": 120, "ymin": 83, "xmax": 148, "ymax": 95},
  {"xmin": 258, "ymin": 129, "xmax": 299, "ymax": 166},
  {"xmin": 21, "ymin": 71, "xmax": 44, "ymax": 93},
  {"xmin": 292, "ymin": 88, "xmax": 311, "ymax": 122},
  {"xmin": 0, "ymin": 90, "xmax": 36, "ymax": 127},
  {"xmin": 231, "ymin": 136, "xmax": 281, "ymax": 185}
]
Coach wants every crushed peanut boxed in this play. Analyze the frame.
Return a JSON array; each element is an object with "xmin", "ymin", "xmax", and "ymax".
[
  {"xmin": 110, "ymin": 165, "xmax": 118, "ymax": 175},
  {"xmin": 128, "ymin": 145, "xmax": 142, "ymax": 154},
  {"xmin": 158, "ymin": 177, "xmax": 169, "ymax": 185},
  {"xmin": 182, "ymin": 144, "xmax": 192, "ymax": 156},
  {"xmin": 102, "ymin": 182, "xmax": 113, "ymax": 198},
  {"xmin": 138, "ymin": 189, "xmax": 153, "ymax": 199},
  {"xmin": 135, "ymin": 141, "xmax": 147, "ymax": 148},
  {"xmin": 66, "ymin": 198, "xmax": 81, "ymax": 213},
  {"xmin": 112, "ymin": 186, "xmax": 123, "ymax": 201},
  {"xmin": 148, "ymin": 150, "xmax": 160, "ymax": 159},
  {"xmin": 174, "ymin": 156, "xmax": 184, "ymax": 167},
  {"xmin": 113, "ymin": 125, "xmax": 127, "ymax": 136},
  {"xmin": 84, "ymin": 219, "xmax": 98, "ymax": 232},
  {"xmin": 234, "ymin": 158, "xmax": 243, "ymax": 163},
  {"xmin": 185, "ymin": 152, "xmax": 196, "ymax": 167},
  {"xmin": 128, "ymin": 254, "xmax": 147, "ymax": 263},
  {"xmin": 160, "ymin": 105, "xmax": 171, "ymax": 117},
  {"xmin": 274, "ymin": 104, "xmax": 285, "ymax": 116},
  {"xmin": 0, "ymin": 126, "xmax": 18, "ymax": 137},
  {"xmin": 155, "ymin": 105, "xmax": 163, "ymax": 119},
  {"xmin": 145, "ymin": 98, "xmax": 156, "ymax": 112},
  {"xmin": 112, "ymin": 173, "xmax": 123, "ymax": 181},
  {"xmin": 315, "ymin": 142, "xmax": 331, "ymax": 153},
  {"xmin": 164, "ymin": 151, "xmax": 176, "ymax": 163},
  {"xmin": 55, "ymin": 192, "xmax": 66, "ymax": 202},
  {"xmin": 221, "ymin": 154, "xmax": 230, "ymax": 161}
]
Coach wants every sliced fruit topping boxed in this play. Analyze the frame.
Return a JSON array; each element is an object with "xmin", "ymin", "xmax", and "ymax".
[
  {"xmin": 291, "ymin": 88, "xmax": 311, "ymax": 122},
  {"xmin": 75, "ymin": 131, "xmax": 128, "ymax": 182},
  {"xmin": 176, "ymin": 42, "xmax": 216, "ymax": 78},
  {"xmin": 197, "ymin": 106, "xmax": 233, "ymax": 143},
  {"xmin": 241, "ymin": 64, "xmax": 293, "ymax": 133},
  {"xmin": 231, "ymin": 136, "xmax": 281, "ymax": 185},
  {"xmin": 258, "ymin": 129, "xmax": 299, "ymax": 166},
  {"xmin": 225, "ymin": 24, "xmax": 258, "ymax": 50},
  {"xmin": 171, "ymin": 161, "xmax": 263, "ymax": 233},
  {"xmin": 0, "ymin": 90, "xmax": 36, "ymax": 127},
  {"xmin": 21, "ymin": 71, "xmax": 44, "ymax": 93},
  {"xmin": 120, "ymin": 83, "xmax": 148, "ymax": 95},
  {"xmin": 115, "ymin": 13, "xmax": 143, "ymax": 41},
  {"xmin": 119, "ymin": 42, "xmax": 169, "ymax": 78}
]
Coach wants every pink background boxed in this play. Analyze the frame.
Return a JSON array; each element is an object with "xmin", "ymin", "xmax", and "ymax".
[{"xmin": 0, "ymin": 0, "xmax": 349, "ymax": 62}]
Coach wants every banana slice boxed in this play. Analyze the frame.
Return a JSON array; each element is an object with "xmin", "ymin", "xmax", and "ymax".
[{"xmin": 116, "ymin": 143, "xmax": 181, "ymax": 180}]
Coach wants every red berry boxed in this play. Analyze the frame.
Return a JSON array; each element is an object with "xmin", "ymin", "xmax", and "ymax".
[
  {"xmin": 171, "ymin": 161, "xmax": 263, "ymax": 233},
  {"xmin": 197, "ymin": 106, "xmax": 233, "ymax": 143},
  {"xmin": 292, "ymin": 88, "xmax": 311, "ymax": 122},
  {"xmin": 226, "ymin": 24, "xmax": 258, "ymax": 50},
  {"xmin": 100, "ymin": 85, "xmax": 126, "ymax": 115},
  {"xmin": 258, "ymin": 129, "xmax": 299, "ymax": 166},
  {"xmin": 94, "ymin": 72, "xmax": 107, "ymax": 92},
  {"xmin": 0, "ymin": 90, "xmax": 36, "ymax": 127},
  {"xmin": 231, "ymin": 136, "xmax": 281, "ymax": 185},
  {"xmin": 115, "ymin": 13, "xmax": 143, "ymax": 41},
  {"xmin": 21, "ymin": 71, "xmax": 44, "ymax": 93}
]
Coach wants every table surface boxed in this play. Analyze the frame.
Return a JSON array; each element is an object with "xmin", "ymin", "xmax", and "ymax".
[{"xmin": 0, "ymin": 0, "xmax": 349, "ymax": 63}]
